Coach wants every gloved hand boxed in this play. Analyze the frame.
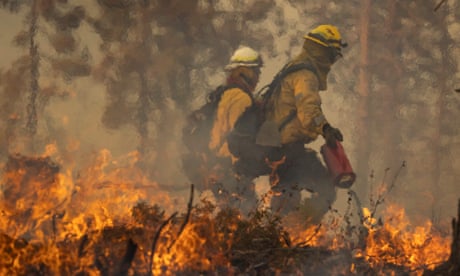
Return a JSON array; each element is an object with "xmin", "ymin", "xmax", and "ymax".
[{"xmin": 322, "ymin": 123, "xmax": 343, "ymax": 148}]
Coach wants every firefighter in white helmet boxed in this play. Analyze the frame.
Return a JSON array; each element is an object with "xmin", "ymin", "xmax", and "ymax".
[
  {"xmin": 264, "ymin": 24, "xmax": 348, "ymax": 224},
  {"xmin": 209, "ymin": 46, "xmax": 263, "ymax": 157},
  {"xmin": 207, "ymin": 46, "xmax": 263, "ymax": 214},
  {"xmin": 182, "ymin": 46, "xmax": 263, "ymax": 215}
]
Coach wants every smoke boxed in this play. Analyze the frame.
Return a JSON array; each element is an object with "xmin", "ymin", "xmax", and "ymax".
[{"xmin": 0, "ymin": 1, "xmax": 459, "ymax": 226}]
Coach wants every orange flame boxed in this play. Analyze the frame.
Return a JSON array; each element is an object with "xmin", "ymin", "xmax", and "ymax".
[
  {"xmin": 356, "ymin": 204, "xmax": 450, "ymax": 274},
  {"xmin": 0, "ymin": 147, "xmax": 453, "ymax": 275}
]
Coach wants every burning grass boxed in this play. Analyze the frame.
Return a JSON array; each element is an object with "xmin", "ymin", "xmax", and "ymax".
[{"xmin": 0, "ymin": 154, "xmax": 456, "ymax": 275}]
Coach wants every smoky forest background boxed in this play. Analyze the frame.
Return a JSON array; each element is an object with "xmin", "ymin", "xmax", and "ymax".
[{"xmin": 0, "ymin": 0, "xmax": 459, "ymax": 228}]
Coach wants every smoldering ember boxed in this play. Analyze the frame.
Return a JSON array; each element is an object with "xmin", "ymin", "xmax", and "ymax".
[{"xmin": 0, "ymin": 1, "xmax": 459, "ymax": 276}]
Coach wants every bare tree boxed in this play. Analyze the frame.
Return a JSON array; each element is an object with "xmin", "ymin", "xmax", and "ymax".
[
  {"xmin": 0, "ymin": 1, "xmax": 89, "ymax": 154},
  {"xmin": 89, "ymin": 1, "xmax": 275, "ymax": 183},
  {"xmin": 427, "ymin": 3, "xmax": 457, "ymax": 221},
  {"xmin": 355, "ymin": 0, "xmax": 371, "ymax": 199}
]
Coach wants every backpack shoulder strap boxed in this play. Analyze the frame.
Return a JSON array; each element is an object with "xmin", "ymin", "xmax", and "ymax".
[
  {"xmin": 257, "ymin": 62, "xmax": 318, "ymax": 132},
  {"xmin": 207, "ymin": 84, "xmax": 251, "ymax": 104},
  {"xmin": 207, "ymin": 85, "xmax": 227, "ymax": 104},
  {"xmin": 280, "ymin": 62, "xmax": 318, "ymax": 80},
  {"xmin": 259, "ymin": 61, "xmax": 318, "ymax": 102}
]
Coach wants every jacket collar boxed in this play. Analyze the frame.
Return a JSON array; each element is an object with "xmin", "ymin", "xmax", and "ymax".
[
  {"xmin": 291, "ymin": 40, "xmax": 334, "ymax": 90},
  {"xmin": 226, "ymin": 75, "xmax": 254, "ymax": 93}
]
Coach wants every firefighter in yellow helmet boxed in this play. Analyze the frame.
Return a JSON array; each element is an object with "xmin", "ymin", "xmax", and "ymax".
[
  {"xmin": 265, "ymin": 24, "xmax": 347, "ymax": 224},
  {"xmin": 208, "ymin": 46, "xmax": 263, "ymax": 214}
]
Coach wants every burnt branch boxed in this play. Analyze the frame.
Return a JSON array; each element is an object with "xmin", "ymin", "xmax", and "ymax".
[
  {"xmin": 295, "ymin": 223, "xmax": 322, "ymax": 247},
  {"xmin": 167, "ymin": 183, "xmax": 194, "ymax": 251},
  {"xmin": 450, "ymin": 199, "xmax": 460, "ymax": 266},
  {"xmin": 425, "ymin": 199, "xmax": 460, "ymax": 275},
  {"xmin": 78, "ymin": 233, "xmax": 89, "ymax": 257},
  {"xmin": 434, "ymin": 0, "xmax": 448, "ymax": 11},
  {"xmin": 117, "ymin": 238, "xmax": 138, "ymax": 276},
  {"xmin": 370, "ymin": 161, "xmax": 406, "ymax": 219},
  {"xmin": 148, "ymin": 211, "xmax": 177, "ymax": 275}
]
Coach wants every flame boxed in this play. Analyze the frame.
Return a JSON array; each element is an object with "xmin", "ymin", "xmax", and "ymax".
[
  {"xmin": 356, "ymin": 204, "xmax": 450, "ymax": 274},
  {"xmin": 151, "ymin": 219, "xmax": 231, "ymax": 275},
  {"xmin": 265, "ymin": 156, "xmax": 286, "ymax": 187},
  {"xmin": 0, "ymin": 148, "xmax": 186, "ymax": 274},
  {"xmin": 285, "ymin": 203, "xmax": 450, "ymax": 275},
  {"xmin": 287, "ymin": 210, "xmax": 350, "ymax": 250},
  {"xmin": 0, "ymin": 147, "xmax": 453, "ymax": 275}
]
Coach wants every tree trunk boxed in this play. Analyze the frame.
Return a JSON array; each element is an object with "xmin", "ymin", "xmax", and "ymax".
[
  {"xmin": 137, "ymin": 72, "xmax": 149, "ymax": 156},
  {"xmin": 356, "ymin": 0, "xmax": 371, "ymax": 200},
  {"xmin": 430, "ymin": 5, "xmax": 454, "ymax": 224},
  {"xmin": 451, "ymin": 200, "xmax": 460, "ymax": 268},
  {"xmin": 26, "ymin": 0, "xmax": 39, "ymax": 146},
  {"xmin": 425, "ymin": 199, "xmax": 460, "ymax": 275},
  {"xmin": 379, "ymin": 0, "xmax": 399, "ymax": 169},
  {"xmin": 136, "ymin": 3, "xmax": 153, "ymax": 164}
]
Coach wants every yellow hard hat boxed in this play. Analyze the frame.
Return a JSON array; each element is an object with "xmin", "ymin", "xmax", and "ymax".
[
  {"xmin": 225, "ymin": 46, "xmax": 263, "ymax": 71},
  {"xmin": 304, "ymin": 24, "xmax": 348, "ymax": 50}
]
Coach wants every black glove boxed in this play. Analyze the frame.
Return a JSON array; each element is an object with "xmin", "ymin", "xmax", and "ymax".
[{"xmin": 322, "ymin": 123, "xmax": 343, "ymax": 148}]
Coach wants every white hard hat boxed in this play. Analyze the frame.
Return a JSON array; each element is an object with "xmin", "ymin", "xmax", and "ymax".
[{"xmin": 225, "ymin": 46, "xmax": 263, "ymax": 71}]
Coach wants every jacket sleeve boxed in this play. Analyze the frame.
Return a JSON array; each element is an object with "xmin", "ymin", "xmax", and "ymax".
[{"xmin": 290, "ymin": 70, "xmax": 328, "ymax": 135}]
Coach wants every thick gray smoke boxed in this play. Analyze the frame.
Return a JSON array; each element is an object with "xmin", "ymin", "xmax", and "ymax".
[{"xmin": 0, "ymin": 1, "xmax": 459, "ymax": 225}]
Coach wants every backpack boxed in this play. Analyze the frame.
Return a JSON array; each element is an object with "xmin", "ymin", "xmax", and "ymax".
[
  {"xmin": 227, "ymin": 62, "xmax": 318, "ymax": 163},
  {"xmin": 182, "ymin": 84, "xmax": 241, "ymax": 153}
]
